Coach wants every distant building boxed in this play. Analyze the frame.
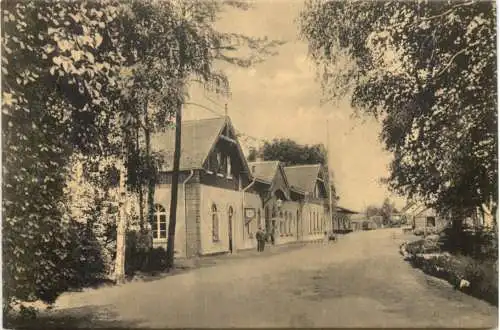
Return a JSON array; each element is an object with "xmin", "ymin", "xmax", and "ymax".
[
  {"xmin": 401, "ymin": 203, "xmax": 449, "ymax": 230},
  {"xmin": 333, "ymin": 206, "xmax": 359, "ymax": 233}
]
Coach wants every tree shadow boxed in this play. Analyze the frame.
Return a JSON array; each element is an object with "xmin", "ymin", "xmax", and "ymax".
[{"xmin": 5, "ymin": 305, "xmax": 144, "ymax": 329}]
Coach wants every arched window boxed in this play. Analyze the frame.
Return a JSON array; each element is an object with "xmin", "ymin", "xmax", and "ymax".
[
  {"xmin": 212, "ymin": 203, "xmax": 219, "ymax": 242},
  {"xmin": 285, "ymin": 212, "xmax": 289, "ymax": 235},
  {"xmin": 313, "ymin": 212, "xmax": 316, "ymax": 231},
  {"xmin": 151, "ymin": 204, "xmax": 167, "ymax": 239},
  {"xmin": 297, "ymin": 210, "xmax": 300, "ymax": 233}
]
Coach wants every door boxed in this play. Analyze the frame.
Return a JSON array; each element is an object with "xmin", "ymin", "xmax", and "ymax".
[{"xmin": 228, "ymin": 206, "xmax": 233, "ymax": 253}]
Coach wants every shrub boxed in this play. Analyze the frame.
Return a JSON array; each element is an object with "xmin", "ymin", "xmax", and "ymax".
[
  {"xmin": 408, "ymin": 253, "xmax": 498, "ymax": 306},
  {"xmin": 125, "ymin": 230, "xmax": 166, "ymax": 274},
  {"xmin": 463, "ymin": 259, "xmax": 498, "ymax": 305},
  {"xmin": 439, "ymin": 225, "xmax": 498, "ymax": 260},
  {"xmin": 406, "ymin": 238, "xmax": 441, "ymax": 255}
]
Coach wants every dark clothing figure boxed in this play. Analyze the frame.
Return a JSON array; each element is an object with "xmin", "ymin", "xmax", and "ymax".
[{"xmin": 256, "ymin": 228, "xmax": 266, "ymax": 252}]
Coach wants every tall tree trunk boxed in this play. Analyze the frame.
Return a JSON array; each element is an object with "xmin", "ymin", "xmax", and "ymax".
[
  {"xmin": 144, "ymin": 101, "xmax": 155, "ymax": 234},
  {"xmin": 136, "ymin": 126, "xmax": 145, "ymax": 230},
  {"xmin": 114, "ymin": 163, "xmax": 127, "ymax": 284},
  {"xmin": 166, "ymin": 101, "xmax": 182, "ymax": 270}
]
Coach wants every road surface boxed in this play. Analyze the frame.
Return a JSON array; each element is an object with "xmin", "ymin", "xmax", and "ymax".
[{"xmin": 50, "ymin": 228, "xmax": 497, "ymax": 328}]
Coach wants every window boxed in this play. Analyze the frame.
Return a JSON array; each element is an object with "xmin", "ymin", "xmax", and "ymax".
[
  {"xmin": 313, "ymin": 212, "xmax": 316, "ymax": 231},
  {"xmin": 285, "ymin": 212, "xmax": 289, "ymax": 235},
  {"xmin": 313, "ymin": 182, "xmax": 321, "ymax": 199},
  {"xmin": 244, "ymin": 210, "xmax": 251, "ymax": 237},
  {"xmin": 226, "ymin": 156, "xmax": 233, "ymax": 179},
  {"xmin": 151, "ymin": 204, "xmax": 168, "ymax": 239},
  {"xmin": 207, "ymin": 151, "xmax": 218, "ymax": 173},
  {"xmin": 257, "ymin": 209, "xmax": 261, "ymax": 228},
  {"xmin": 426, "ymin": 216, "xmax": 436, "ymax": 227},
  {"xmin": 212, "ymin": 203, "xmax": 219, "ymax": 242}
]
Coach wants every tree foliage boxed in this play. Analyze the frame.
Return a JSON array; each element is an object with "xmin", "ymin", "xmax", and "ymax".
[
  {"xmin": 257, "ymin": 138, "xmax": 328, "ymax": 167},
  {"xmin": 300, "ymin": 0, "xmax": 497, "ymax": 219},
  {"xmin": 2, "ymin": 0, "xmax": 284, "ymax": 308},
  {"xmin": 2, "ymin": 0, "xmax": 124, "ymax": 308}
]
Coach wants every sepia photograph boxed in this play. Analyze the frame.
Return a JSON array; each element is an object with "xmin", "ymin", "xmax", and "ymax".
[{"xmin": 1, "ymin": 0, "xmax": 498, "ymax": 328}]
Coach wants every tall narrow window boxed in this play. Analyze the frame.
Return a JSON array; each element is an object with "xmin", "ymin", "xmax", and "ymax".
[
  {"xmin": 226, "ymin": 156, "xmax": 232, "ymax": 178},
  {"xmin": 151, "ymin": 204, "xmax": 168, "ymax": 239},
  {"xmin": 295, "ymin": 210, "xmax": 298, "ymax": 231},
  {"xmin": 257, "ymin": 209, "xmax": 262, "ymax": 228},
  {"xmin": 207, "ymin": 151, "xmax": 218, "ymax": 173},
  {"xmin": 216, "ymin": 152, "xmax": 226, "ymax": 175},
  {"xmin": 285, "ymin": 212, "xmax": 289, "ymax": 235},
  {"xmin": 212, "ymin": 203, "xmax": 219, "ymax": 242},
  {"xmin": 313, "ymin": 212, "xmax": 316, "ymax": 231}
]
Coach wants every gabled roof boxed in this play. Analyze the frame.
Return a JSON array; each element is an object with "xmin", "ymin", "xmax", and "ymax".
[
  {"xmin": 248, "ymin": 161, "xmax": 279, "ymax": 183},
  {"xmin": 152, "ymin": 116, "xmax": 250, "ymax": 174},
  {"xmin": 283, "ymin": 164, "xmax": 322, "ymax": 194},
  {"xmin": 336, "ymin": 206, "xmax": 360, "ymax": 214}
]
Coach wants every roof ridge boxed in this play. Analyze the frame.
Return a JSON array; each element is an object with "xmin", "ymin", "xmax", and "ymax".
[
  {"xmin": 248, "ymin": 160, "xmax": 279, "ymax": 164},
  {"xmin": 182, "ymin": 116, "xmax": 226, "ymax": 124},
  {"xmin": 284, "ymin": 164, "xmax": 322, "ymax": 168}
]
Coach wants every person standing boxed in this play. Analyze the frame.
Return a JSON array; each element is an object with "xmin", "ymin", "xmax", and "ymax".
[
  {"xmin": 260, "ymin": 227, "xmax": 266, "ymax": 252},
  {"xmin": 256, "ymin": 227, "xmax": 263, "ymax": 252}
]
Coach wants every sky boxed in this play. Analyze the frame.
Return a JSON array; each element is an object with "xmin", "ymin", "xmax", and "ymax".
[{"xmin": 183, "ymin": 0, "xmax": 406, "ymax": 212}]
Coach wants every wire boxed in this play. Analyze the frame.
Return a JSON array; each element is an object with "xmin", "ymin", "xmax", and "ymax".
[
  {"xmin": 203, "ymin": 93, "xmax": 226, "ymax": 110},
  {"xmin": 185, "ymin": 102, "xmax": 224, "ymax": 117}
]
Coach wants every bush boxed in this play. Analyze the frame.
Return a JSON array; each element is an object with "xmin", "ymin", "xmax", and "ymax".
[
  {"xmin": 408, "ymin": 253, "xmax": 498, "ymax": 306},
  {"xmin": 66, "ymin": 220, "xmax": 108, "ymax": 289},
  {"xmin": 439, "ymin": 226, "xmax": 498, "ymax": 260},
  {"xmin": 125, "ymin": 230, "xmax": 166, "ymax": 274},
  {"xmin": 406, "ymin": 239, "xmax": 441, "ymax": 255},
  {"xmin": 463, "ymin": 259, "xmax": 498, "ymax": 305}
]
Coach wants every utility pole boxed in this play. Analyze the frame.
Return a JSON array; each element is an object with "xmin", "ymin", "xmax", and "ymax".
[{"xmin": 166, "ymin": 16, "xmax": 186, "ymax": 270}]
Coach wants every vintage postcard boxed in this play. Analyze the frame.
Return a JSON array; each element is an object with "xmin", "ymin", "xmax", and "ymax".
[{"xmin": 2, "ymin": 0, "xmax": 498, "ymax": 328}]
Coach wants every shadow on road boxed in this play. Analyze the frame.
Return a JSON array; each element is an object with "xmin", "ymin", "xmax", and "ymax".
[{"xmin": 5, "ymin": 305, "xmax": 144, "ymax": 329}]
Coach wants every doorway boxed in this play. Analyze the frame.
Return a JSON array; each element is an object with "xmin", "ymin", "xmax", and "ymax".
[{"xmin": 228, "ymin": 206, "xmax": 234, "ymax": 253}]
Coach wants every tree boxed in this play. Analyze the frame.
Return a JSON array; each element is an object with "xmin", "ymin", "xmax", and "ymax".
[
  {"xmin": 380, "ymin": 197, "xmax": 396, "ymax": 226},
  {"xmin": 300, "ymin": 1, "xmax": 497, "ymax": 225},
  {"xmin": 258, "ymin": 138, "xmax": 328, "ymax": 166},
  {"xmin": 247, "ymin": 147, "xmax": 258, "ymax": 162},
  {"xmin": 365, "ymin": 205, "xmax": 381, "ymax": 218},
  {"xmin": 2, "ymin": 0, "xmax": 284, "ymax": 309},
  {"xmin": 2, "ymin": 0, "xmax": 125, "ymax": 310}
]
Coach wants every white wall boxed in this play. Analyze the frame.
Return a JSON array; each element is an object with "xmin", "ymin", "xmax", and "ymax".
[
  {"xmin": 275, "ymin": 201, "xmax": 301, "ymax": 245},
  {"xmin": 153, "ymin": 184, "xmax": 186, "ymax": 258},
  {"xmin": 199, "ymin": 185, "xmax": 246, "ymax": 255},
  {"xmin": 301, "ymin": 202, "xmax": 327, "ymax": 241},
  {"xmin": 238, "ymin": 192, "xmax": 262, "ymax": 250}
]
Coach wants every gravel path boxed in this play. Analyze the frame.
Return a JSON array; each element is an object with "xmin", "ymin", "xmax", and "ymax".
[{"xmin": 47, "ymin": 228, "xmax": 497, "ymax": 328}]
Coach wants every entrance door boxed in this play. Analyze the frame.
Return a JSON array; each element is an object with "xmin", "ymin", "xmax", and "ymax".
[{"xmin": 228, "ymin": 206, "xmax": 233, "ymax": 253}]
